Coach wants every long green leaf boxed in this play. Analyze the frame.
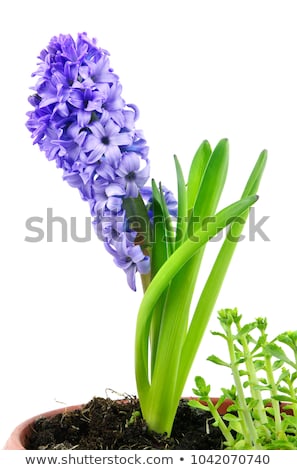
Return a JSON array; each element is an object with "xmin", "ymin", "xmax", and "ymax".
[
  {"xmin": 174, "ymin": 154, "xmax": 187, "ymax": 249},
  {"xmin": 135, "ymin": 194, "xmax": 258, "ymax": 428},
  {"xmin": 242, "ymin": 150, "xmax": 267, "ymax": 198},
  {"xmin": 151, "ymin": 179, "xmax": 169, "ymax": 277},
  {"xmin": 189, "ymin": 138, "xmax": 229, "ymax": 233},
  {"xmin": 187, "ymin": 140, "xmax": 212, "ymax": 211},
  {"xmin": 176, "ymin": 151, "xmax": 267, "ymax": 399},
  {"xmin": 149, "ymin": 179, "xmax": 171, "ymax": 376},
  {"xmin": 122, "ymin": 193, "xmax": 151, "ymax": 249},
  {"xmin": 146, "ymin": 139, "xmax": 229, "ymax": 412},
  {"xmin": 158, "ymin": 182, "xmax": 175, "ymax": 256}
]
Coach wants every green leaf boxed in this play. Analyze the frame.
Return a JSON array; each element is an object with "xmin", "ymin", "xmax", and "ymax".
[
  {"xmin": 266, "ymin": 440, "xmax": 297, "ymax": 450},
  {"xmin": 136, "ymin": 194, "xmax": 258, "ymax": 430},
  {"xmin": 231, "ymin": 439, "xmax": 252, "ymax": 450},
  {"xmin": 281, "ymin": 415, "xmax": 297, "ymax": 427},
  {"xmin": 221, "ymin": 387, "xmax": 237, "ymax": 401},
  {"xmin": 150, "ymin": 179, "xmax": 171, "ymax": 277},
  {"xmin": 207, "ymin": 354, "xmax": 230, "ymax": 367},
  {"xmin": 223, "ymin": 413, "xmax": 241, "ymax": 423},
  {"xmin": 235, "ymin": 322, "xmax": 257, "ymax": 339},
  {"xmin": 250, "ymin": 337, "xmax": 266, "ymax": 355},
  {"xmin": 292, "ymin": 372, "xmax": 297, "ymax": 382},
  {"xmin": 235, "ymin": 357, "xmax": 245, "ymax": 366},
  {"xmin": 258, "ymin": 377, "xmax": 268, "ymax": 384},
  {"xmin": 278, "ymin": 368, "xmax": 291, "ymax": 382},
  {"xmin": 146, "ymin": 181, "xmax": 172, "ymax": 377},
  {"xmin": 210, "ymin": 331, "xmax": 228, "ymax": 340},
  {"xmin": 277, "ymin": 331, "xmax": 297, "ymax": 351},
  {"xmin": 137, "ymin": 192, "xmax": 258, "ymax": 338},
  {"xmin": 272, "ymin": 394, "xmax": 297, "ymax": 403},
  {"xmin": 226, "ymin": 404, "xmax": 238, "ymax": 412},
  {"xmin": 215, "ymin": 396, "xmax": 228, "ymax": 410},
  {"xmin": 187, "ymin": 140, "xmax": 212, "ymax": 211},
  {"xmin": 194, "ymin": 375, "xmax": 211, "ymax": 394},
  {"xmin": 194, "ymin": 379, "xmax": 208, "ymax": 395},
  {"xmin": 264, "ymin": 406, "xmax": 275, "ymax": 416},
  {"xmin": 278, "ymin": 386, "xmax": 291, "ymax": 395},
  {"xmin": 174, "ymin": 155, "xmax": 188, "ymax": 249},
  {"xmin": 254, "ymin": 360, "xmax": 265, "ymax": 371},
  {"xmin": 241, "ymin": 149, "xmax": 267, "ymax": 198},
  {"xmin": 272, "ymin": 361, "xmax": 284, "ymax": 370},
  {"xmin": 264, "ymin": 343, "xmax": 295, "ymax": 367},
  {"xmin": 158, "ymin": 182, "xmax": 175, "ymax": 256},
  {"xmin": 253, "ymin": 384, "xmax": 272, "ymax": 391},
  {"xmin": 189, "ymin": 138, "xmax": 229, "ymax": 232},
  {"xmin": 188, "ymin": 399, "xmax": 209, "ymax": 411},
  {"xmin": 135, "ymin": 145, "xmax": 267, "ymax": 437},
  {"xmin": 175, "ymin": 152, "xmax": 266, "ymax": 401},
  {"xmin": 122, "ymin": 193, "xmax": 151, "ymax": 248}
]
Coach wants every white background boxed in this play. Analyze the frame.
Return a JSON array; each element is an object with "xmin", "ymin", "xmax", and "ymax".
[{"xmin": 1, "ymin": 0, "xmax": 296, "ymax": 448}]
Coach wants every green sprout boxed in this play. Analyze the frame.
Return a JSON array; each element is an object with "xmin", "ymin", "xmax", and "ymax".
[
  {"xmin": 189, "ymin": 309, "xmax": 297, "ymax": 449},
  {"xmin": 135, "ymin": 140, "xmax": 267, "ymax": 436}
]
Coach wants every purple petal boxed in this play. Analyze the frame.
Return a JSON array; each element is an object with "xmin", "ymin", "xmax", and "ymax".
[
  {"xmin": 105, "ymin": 183, "xmax": 126, "ymax": 198},
  {"xmin": 125, "ymin": 266, "xmax": 136, "ymax": 291}
]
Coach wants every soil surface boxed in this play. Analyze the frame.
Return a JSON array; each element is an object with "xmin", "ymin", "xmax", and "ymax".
[{"xmin": 27, "ymin": 397, "xmax": 224, "ymax": 450}]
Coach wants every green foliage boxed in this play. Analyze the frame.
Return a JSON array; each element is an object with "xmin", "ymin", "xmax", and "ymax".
[
  {"xmin": 135, "ymin": 140, "xmax": 267, "ymax": 436},
  {"xmin": 190, "ymin": 309, "xmax": 297, "ymax": 449}
]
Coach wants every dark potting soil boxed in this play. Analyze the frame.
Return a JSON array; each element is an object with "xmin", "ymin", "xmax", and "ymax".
[{"xmin": 27, "ymin": 397, "xmax": 224, "ymax": 450}]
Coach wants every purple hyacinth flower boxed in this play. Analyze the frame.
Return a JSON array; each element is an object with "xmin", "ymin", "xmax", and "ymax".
[
  {"xmin": 105, "ymin": 234, "xmax": 150, "ymax": 291},
  {"xmin": 26, "ymin": 33, "xmax": 172, "ymax": 290},
  {"xmin": 83, "ymin": 119, "xmax": 133, "ymax": 164},
  {"xmin": 116, "ymin": 153, "xmax": 150, "ymax": 198},
  {"xmin": 94, "ymin": 208, "xmax": 126, "ymax": 243}
]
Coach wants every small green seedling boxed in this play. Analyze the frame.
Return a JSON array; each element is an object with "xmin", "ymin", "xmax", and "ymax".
[{"xmin": 189, "ymin": 309, "xmax": 297, "ymax": 449}]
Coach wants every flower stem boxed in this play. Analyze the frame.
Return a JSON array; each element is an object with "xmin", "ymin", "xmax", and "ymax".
[
  {"xmin": 141, "ymin": 272, "xmax": 151, "ymax": 293},
  {"xmin": 225, "ymin": 325, "xmax": 260, "ymax": 448},
  {"xmin": 235, "ymin": 320, "xmax": 268, "ymax": 427},
  {"xmin": 259, "ymin": 327, "xmax": 284, "ymax": 439},
  {"xmin": 206, "ymin": 399, "xmax": 235, "ymax": 447}
]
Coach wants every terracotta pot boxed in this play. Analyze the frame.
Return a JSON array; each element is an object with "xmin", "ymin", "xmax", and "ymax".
[
  {"xmin": 4, "ymin": 398, "xmax": 289, "ymax": 450},
  {"xmin": 3, "ymin": 405, "xmax": 82, "ymax": 450},
  {"xmin": 5, "ymin": 398, "xmax": 231, "ymax": 450}
]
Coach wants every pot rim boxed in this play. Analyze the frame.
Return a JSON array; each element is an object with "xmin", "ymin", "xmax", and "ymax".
[
  {"xmin": 6, "ymin": 397, "xmax": 287, "ymax": 450},
  {"xmin": 3, "ymin": 404, "xmax": 82, "ymax": 450}
]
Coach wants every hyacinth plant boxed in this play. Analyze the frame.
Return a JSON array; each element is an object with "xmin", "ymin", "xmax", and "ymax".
[{"xmin": 26, "ymin": 33, "xmax": 267, "ymax": 438}]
